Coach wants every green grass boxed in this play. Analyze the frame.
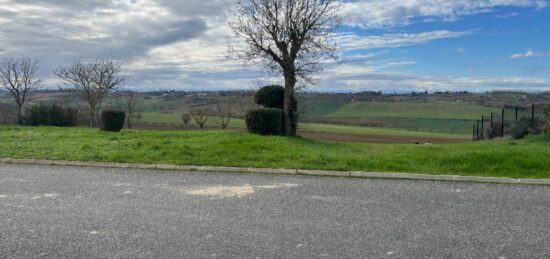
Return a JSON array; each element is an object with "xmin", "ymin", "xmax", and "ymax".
[
  {"xmin": 140, "ymin": 112, "xmax": 468, "ymax": 138},
  {"xmin": 140, "ymin": 112, "xmax": 246, "ymax": 129},
  {"xmin": 329, "ymin": 102, "xmax": 502, "ymax": 120},
  {"xmin": 302, "ymin": 99, "xmax": 347, "ymax": 117},
  {"xmin": 0, "ymin": 125, "xmax": 549, "ymax": 179},
  {"xmin": 300, "ymin": 123, "xmax": 468, "ymax": 139}
]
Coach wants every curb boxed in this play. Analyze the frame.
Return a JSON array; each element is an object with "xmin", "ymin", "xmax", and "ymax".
[{"xmin": 1, "ymin": 158, "xmax": 550, "ymax": 186}]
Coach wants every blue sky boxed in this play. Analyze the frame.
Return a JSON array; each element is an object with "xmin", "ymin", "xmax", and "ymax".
[{"xmin": 0, "ymin": 0, "xmax": 549, "ymax": 92}]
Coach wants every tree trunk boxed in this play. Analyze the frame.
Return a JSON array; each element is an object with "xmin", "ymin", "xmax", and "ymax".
[
  {"xmin": 89, "ymin": 108, "xmax": 96, "ymax": 128},
  {"xmin": 16, "ymin": 103, "xmax": 23, "ymax": 124},
  {"xmin": 283, "ymin": 74, "xmax": 297, "ymax": 136}
]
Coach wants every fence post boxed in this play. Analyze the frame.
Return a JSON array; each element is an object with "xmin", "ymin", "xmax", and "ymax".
[
  {"xmin": 516, "ymin": 106, "xmax": 519, "ymax": 122},
  {"xmin": 531, "ymin": 103, "xmax": 535, "ymax": 128},
  {"xmin": 481, "ymin": 115, "xmax": 485, "ymax": 139},
  {"xmin": 473, "ymin": 124, "xmax": 476, "ymax": 141},
  {"xmin": 477, "ymin": 120, "xmax": 481, "ymax": 140},
  {"xmin": 490, "ymin": 113, "xmax": 494, "ymax": 139},
  {"xmin": 501, "ymin": 108, "xmax": 505, "ymax": 137}
]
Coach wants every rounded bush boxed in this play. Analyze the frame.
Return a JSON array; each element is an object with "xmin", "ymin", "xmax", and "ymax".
[
  {"xmin": 101, "ymin": 110, "xmax": 126, "ymax": 132},
  {"xmin": 245, "ymin": 108, "xmax": 283, "ymax": 135},
  {"xmin": 255, "ymin": 85, "xmax": 284, "ymax": 109}
]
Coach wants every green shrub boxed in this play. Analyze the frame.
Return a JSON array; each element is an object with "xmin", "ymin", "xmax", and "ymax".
[
  {"xmin": 101, "ymin": 110, "xmax": 126, "ymax": 132},
  {"xmin": 254, "ymin": 85, "xmax": 299, "ymax": 135},
  {"xmin": 511, "ymin": 116, "xmax": 542, "ymax": 139},
  {"xmin": 26, "ymin": 104, "xmax": 78, "ymax": 127},
  {"xmin": 255, "ymin": 85, "xmax": 284, "ymax": 109},
  {"xmin": 245, "ymin": 108, "xmax": 283, "ymax": 135}
]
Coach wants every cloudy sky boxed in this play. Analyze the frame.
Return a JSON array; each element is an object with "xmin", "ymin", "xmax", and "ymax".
[{"xmin": 0, "ymin": 0, "xmax": 549, "ymax": 92}]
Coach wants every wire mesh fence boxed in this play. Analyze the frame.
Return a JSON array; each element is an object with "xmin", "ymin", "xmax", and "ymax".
[{"xmin": 473, "ymin": 103, "xmax": 547, "ymax": 141}]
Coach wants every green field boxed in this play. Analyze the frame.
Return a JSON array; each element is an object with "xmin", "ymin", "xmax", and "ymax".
[
  {"xmin": 328, "ymin": 102, "xmax": 502, "ymax": 120},
  {"xmin": 140, "ymin": 112, "xmax": 246, "ymax": 129},
  {"xmin": 0, "ymin": 125, "xmax": 548, "ymax": 179},
  {"xmin": 139, "ymin": 112, "xmax": 468, "ymax": 138}
]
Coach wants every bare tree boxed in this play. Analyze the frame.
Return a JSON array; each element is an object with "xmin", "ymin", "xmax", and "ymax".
[
  {"xmin": 215, "ymin": 102, "xmax": 233, "ymax": 130},
  {"xmin": 229, "ymin": 0, "xmax": 341, "ymax": 135},
  {"xmin": 235, "ymin": 95, "xmax": 256, "ymax": 119},
  {"xmin": 0, "ymin": 57, "xmax": 42, "ymax": 123},
  {"xmin": 182, "ymin": 113, "xmax": 191, "ymax": 126},
  {"xmin": 190, "ymin": 108, "xmax": 209, "ymax": 130},
  {"xmin": 55, "ymin": 58, "xmax": 129, "ymax": 127},
  {"xmin": 113, "ymin": 91, "xmax": 143, "ymax": 129}
]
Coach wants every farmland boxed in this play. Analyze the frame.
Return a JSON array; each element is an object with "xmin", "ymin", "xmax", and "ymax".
[{"xmin": 1, "ymin": 125, "xmax": 549, "ymax": 179}]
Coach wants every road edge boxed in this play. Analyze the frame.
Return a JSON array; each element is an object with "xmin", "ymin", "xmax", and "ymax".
[{"xmin": 1, "ymin": 158, "xmax": 549, "ymax": 186}]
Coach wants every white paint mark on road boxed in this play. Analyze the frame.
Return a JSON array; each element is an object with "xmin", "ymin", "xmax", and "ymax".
[
  {"xmin": 256, "ymin": 183, "xmax": 299, "ymax": 189},
  {"xmin": 89, "ymin": 231, "xmax": 99, "ymax": 235},
  {"xmin": 387, "ymin": 251, "xmax": 395, "ymax": 255},
  {"xmin": 0, "ymin": 193, "xmax": 59, "ymax": 199},
  {"xmin": 184, "ymin": 183, "xmax": 299, "ymax": 198},
  {"xmin": 185, "ymin": 185, "xmax": 255, "ymax": 198},
  {"xmin": 124, "ymin": 191, "xmax": 133, "ymax": 194}
]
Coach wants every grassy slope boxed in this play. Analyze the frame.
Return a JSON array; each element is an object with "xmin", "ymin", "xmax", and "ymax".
[
  {"xmin": 329, "ymin": 102, "xmax": 502, "ymax": 120},
  {"xmin": 140, "ymin": 112, "xmax": 468, "ymax": 138},
  {"xmin": 0, "ymin": 125, "xmax": 548, "ymax": 179},
  {"xmin": 140, "ymin": 112, "xmax": 246, "ymax": 128},
  {"xmin": 300, "ymin": 124, "xmax": 468, "ymax": 139}
]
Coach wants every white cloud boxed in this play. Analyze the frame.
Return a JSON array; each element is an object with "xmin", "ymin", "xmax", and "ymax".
[
  {"xmin": 338, "ymin": 30, "xmax": 472, "ymax": 51},
  {"xmin": 0, "ymin": 0, "xmax": 548, "ymax": 92},
  {"xmin": 342, "ymin": 0, "xmax": 547, "ymax": 28},
  {"xmin": 510, "ymin": 49, "xmax": 550, "ymax": 59}
]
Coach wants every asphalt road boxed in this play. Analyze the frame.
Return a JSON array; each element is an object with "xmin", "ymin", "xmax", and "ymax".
[{"xmin": 0, "ymin": 164, "xmax": 549, "ymax": 258}]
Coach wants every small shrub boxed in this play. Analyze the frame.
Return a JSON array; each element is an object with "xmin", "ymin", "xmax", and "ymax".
[
  {"xmin": 245, "ymin": 108, "xmax": 283, "ymax": 135},
  {"xmin": 182, "ymin": 113, "xmax": 191, "ymax": 126},
  {"xmin": 190, "ymin": 109, "xmax": 209, "ymax": 130},
  {"xmin": 101, "ymin": 110, "xmax": 126, "ymax": 132},
  {"xmin": 510, "ymin": 116, "xmax": 542, "ymax": 139},
  {"xmin": 255, "ymin": 85, "xmax": 284, "ymax": 109},
  {"xmin": 25, "ymin": 104, "xmax": 78, "ymax": 127}
]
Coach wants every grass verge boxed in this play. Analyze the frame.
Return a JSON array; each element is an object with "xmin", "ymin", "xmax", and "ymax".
[{"xmin": 0, "ymin": 125, "xmax": 548, "ymax": 179}]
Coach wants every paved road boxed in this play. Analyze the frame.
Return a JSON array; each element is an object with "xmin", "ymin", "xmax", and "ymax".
[{"xmin": 0, "ymin": 164, "xmax": 549, "ymax": 258}]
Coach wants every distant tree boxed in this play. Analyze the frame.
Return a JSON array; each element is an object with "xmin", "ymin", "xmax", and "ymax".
[
  {"xmin": 181, "ymin": 113, "xmax": 191, "ymax": 126},
  {"xmin": 235, "ymin": 95, "xmax": 255, "ymax": 119},
  {"xmin": 191, "ymin": 108, "xmax": 209, "ymax": 130},
  {"xmin": 55, "ymin": 58, "xmax": 129, "ymax": 127},
  {"xmin": 229, "ymin": 0, "xmax": 342, "ymax": 135},
  {"xmin": 113, "ymin": 91, "xmax": 143, "ymax": 129},
  {"xmin": 215, "ymin": 102, "xmax": 232, "ymax": 130},
  {"xmin": 0, "ymin": 57, "xmax": 42, "ymax": 123}
]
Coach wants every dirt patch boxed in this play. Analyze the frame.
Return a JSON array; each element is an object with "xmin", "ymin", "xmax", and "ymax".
[
  {"xmin": 298, "ymin": 131, "xmax": 468, "ymax": 144},
  {"xmin": 132, "ymin": 122, "xmax": 468, "ymax": 144}
]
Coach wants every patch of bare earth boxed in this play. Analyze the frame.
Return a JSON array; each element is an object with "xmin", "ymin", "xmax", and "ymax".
[{"xmin": 132, "ymin": 123, "xmax": 468, "ymax": 144}]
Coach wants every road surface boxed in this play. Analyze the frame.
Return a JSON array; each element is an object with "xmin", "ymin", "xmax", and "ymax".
[{"xmin": 0, "ymin": 164, "xmax": 549, "ymax": 258}]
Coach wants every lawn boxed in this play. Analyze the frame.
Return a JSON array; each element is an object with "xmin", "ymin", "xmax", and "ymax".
[
  {"xmin": 0, "ymin": 125, "xmax": 548, "ymax": 179},
  {"xmin": 300, "ymin": 123, "xmax": 468, "ymax": 139}
]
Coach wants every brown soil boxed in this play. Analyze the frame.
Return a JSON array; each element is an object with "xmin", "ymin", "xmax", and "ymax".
[
  {"xmin": 132, "ymin": 122, "xmax": 469, "ymax": 144},
  {"xmin": 298, "ymin": 131, "xmax": 468, "ymax": 144}
]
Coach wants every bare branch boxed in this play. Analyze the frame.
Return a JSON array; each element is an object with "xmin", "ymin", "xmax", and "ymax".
[
  {"xmin": 190, "ymin": 108, "xmax": 209, "ymax": 130},
  {"xmin": 0, "ymin": 56, "xmax": 42, "ymax": 122},
  {"xmin": 228, "ymin": 0, "xmax": 341, "ymax": 135},
  {"xmin": 55, "ymin": 58, "xmax": 129, "ymax": 127}
]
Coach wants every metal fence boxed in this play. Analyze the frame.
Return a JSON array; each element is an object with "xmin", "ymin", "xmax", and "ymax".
[{"xmin": 473, "ymin": 104, "xmax": 545, "ymax": 141}]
